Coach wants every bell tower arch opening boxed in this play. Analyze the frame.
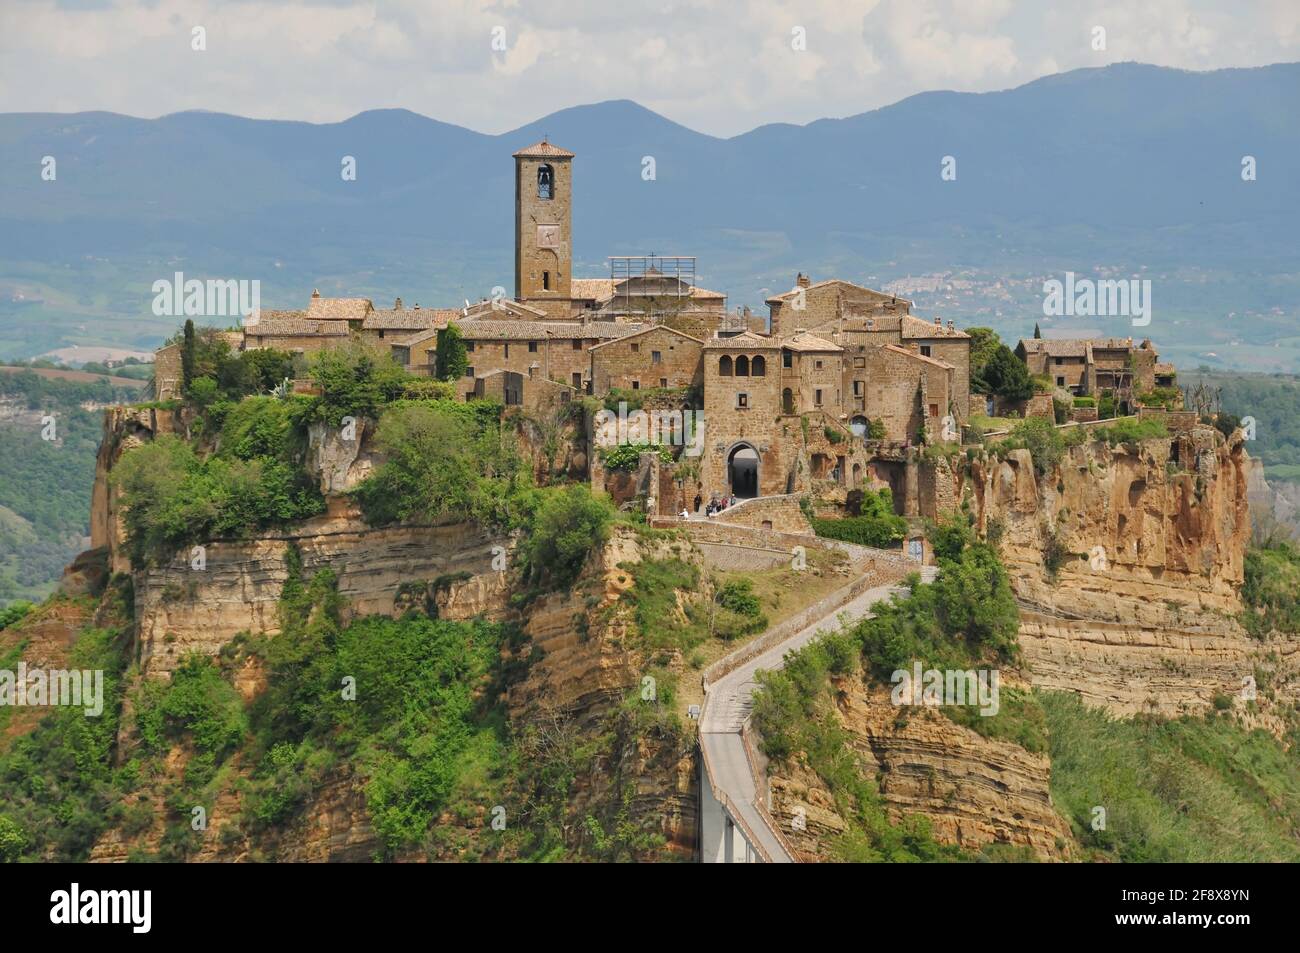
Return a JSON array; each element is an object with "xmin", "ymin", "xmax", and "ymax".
[{"xmin": 727, "ymin": 443, "xmax": 760, "ymax": 499}]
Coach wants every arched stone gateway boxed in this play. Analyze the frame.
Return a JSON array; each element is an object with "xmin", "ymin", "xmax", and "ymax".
[
  {"xmin": 727, "ymin": 443, "xmax": 759, "ymax": 499},
  {"xmin": 849, "ymin": 415, "xmax": 869, "ymax": 436}
]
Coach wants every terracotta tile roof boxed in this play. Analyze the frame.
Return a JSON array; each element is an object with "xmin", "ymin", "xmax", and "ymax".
[
  {"xmin": 459, "ymin": 320, "xmax": 643, "ymax": 341},
  {"xmin": 882, "ymin": 343, "xmax": 955, "ymax": 369},
  {"xmin": 307, "ymin": 296, "xmax": 373, "ymax": 321},
  {"xmin": 1021, "ymin": 337, "xmax": 1135, "ymax": 359},
  {"xmin": 245, "ymin": 311, "xmax": 349, "ymax": 337},
  {"xmin": 588, "ymin": 325, "xmax": 705, "ymax": 351},
  {"xmin": 704, "ymin": 329, "xmax": 777, "ymax": 349},
  {"xmin": 781, "ymin": 331, "xmax": 842, "ymax": 352},
  {"xmin": 687, "ymin": 285, "xmax": 726, "ymax": 300},
  {"xmin": 765, "ymin": 278, "xmax": 904, "ymax": 306},
  {"xmin": 512, "ymin": 140, "xmax": 576, "ymax": 159},
  {"xmin": 362, "ymin": 309, "xmax": 457, "ymax": 330},
  {"xmin": 900, "ymin": 314, "xmax": 969, "ymax": 340}
]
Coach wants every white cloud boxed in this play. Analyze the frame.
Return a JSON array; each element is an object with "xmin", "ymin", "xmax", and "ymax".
[{"xmin": 0, "ymin": 0, "xmax": 1294, "ymax": 134}]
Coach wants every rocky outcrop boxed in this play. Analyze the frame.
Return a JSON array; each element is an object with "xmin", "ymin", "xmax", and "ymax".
[
  {"xmin": 770, "ymin": 682, "xmax": 1072, "ymax": 861},
  {"xmin": 306, "ymin": 419, "xmax": 376, "ymax": 494},
  {"xmin": 134, "ymin": 513, "xmax": 511, "ymax": 677},
  {"xmin": 949, "ymin": 428, "xmax": 1290, "ymax": 717}
]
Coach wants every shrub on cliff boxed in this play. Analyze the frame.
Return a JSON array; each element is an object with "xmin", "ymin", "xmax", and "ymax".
[
  {"xmin": 303, "ymin": 341, "xmax": 411, "ymax": 426},
  {"xmin": 114, "ymin": 435, "xmax": 324, "ymax": 566},
  {"xmin": 353, "ymin": 400, "xmax": 520, "ymax": 527},
  {"xmin": 1002, "ymin": 417, "xmax": 1066, "ymax": 475},
  {"xmin": 517, "ymin": 485, "xmax": 614, "ymax": 590},
  {"xmin": 810, "ymin": 488, "xmax": 906, "ymax": 547}
]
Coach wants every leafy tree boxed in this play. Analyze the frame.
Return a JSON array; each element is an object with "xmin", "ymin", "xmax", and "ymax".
[
  {"xmin": 518, "ymin": 485, "xmax": 614, "ymax": 589},
  {"xmin": 1004, "ymin": 417, "xmax": 1066, "ymax": 475},
  {"xmin": 353, "ymin": 401, "xmax": 517, "ymax": 527},
  {"xmin": 966, "ymin": 327, "xmax": 1003, "ymax": 383},
  {"xmin": 435, "ymin": 324, "xmax": 469, "ymax": 382},
  {"xmin": 977, "ymin": 345, "xmax": 1034, "ymax": 402}
]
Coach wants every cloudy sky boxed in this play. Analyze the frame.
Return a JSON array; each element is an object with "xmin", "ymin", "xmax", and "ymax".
[{"xmin": 2, "ymin": 0, "xmax": 1297, "ymax": 136}]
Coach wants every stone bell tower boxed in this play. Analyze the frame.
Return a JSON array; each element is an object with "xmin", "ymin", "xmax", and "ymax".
[{"xmin": 514, "ymin": 139, "xmax": 574, "ymax": 306}]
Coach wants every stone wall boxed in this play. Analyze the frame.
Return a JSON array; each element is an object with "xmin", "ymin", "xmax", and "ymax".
[{"xmin": 590, "ymin": 326, "xmax": 703, "ymax": 395}]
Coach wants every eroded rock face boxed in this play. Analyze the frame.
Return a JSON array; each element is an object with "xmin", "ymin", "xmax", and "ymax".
[
  {"xmin": 506, "ymin": 529, "xmax": 700, "ymax": 858},
  {"xmin": 770, "ymin": 682, "xmax": 1072, "ymax": 861},
  {"xmin": 955, "ymin": 430, "xmax": 1290, "ymax": 718},
  {"xmin": 134, "ymin": 517, "xmax": 511, "ymax": 678}
]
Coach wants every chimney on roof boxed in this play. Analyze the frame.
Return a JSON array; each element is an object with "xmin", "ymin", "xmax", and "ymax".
[
  {"xmin": 414, "ymin": 303, "xmax": 420, "ymax": 310},
  {"xmin": 934, "ymin": 316, "xmax": 941, "ymax": 326},
  {"xmin": 909, "ymin": 342, "xmax": 919, "ymax": 352},
  {"xmin": 743, "ymin": 305, "xmax": 751, "ymax": 317},
  {"xmin": 947, "ymin": 320, "xmax": 954, "ymax": 330},
  {"xmin": 395, "ymin": 297, "xmax": 403, "ymax": 310},
  {"xmin": 311, "ymin": 289, "xmax": 321, "ymax": 299},
  {"xmin": 796, "ymin": 272, "xmax": 811, "ymax": 289}
]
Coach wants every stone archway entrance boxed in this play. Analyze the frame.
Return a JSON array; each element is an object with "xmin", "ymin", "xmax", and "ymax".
[{"xmin": 727, "ymin": 444, "xmax": 759, "ymax": 499}]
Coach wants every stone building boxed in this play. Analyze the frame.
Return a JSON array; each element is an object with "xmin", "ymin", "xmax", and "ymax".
[
  {"xmin": 701, "ymin": 330, "xmax": 786, "ymax": 499},
  {"xmin": 1016, "ymin": 336, "xmax": 1171, "ymax": 399},
  {"xmin": 152, "ymin": 137, "xmax": 988, "ymax": 519},
  {"xmin": 589, "ymin": 325, "xmax": 704, "ymax": 395}
]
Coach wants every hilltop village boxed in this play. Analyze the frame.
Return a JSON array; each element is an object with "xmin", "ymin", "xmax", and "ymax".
[{"xmin": 152, "ymin": 140, "xmax": 1181, "ymax": 521}]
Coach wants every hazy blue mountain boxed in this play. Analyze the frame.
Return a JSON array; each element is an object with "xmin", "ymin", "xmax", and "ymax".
[{"xmin": 0, "ymin": 62, "xmax": 1297, "ymax": 369}]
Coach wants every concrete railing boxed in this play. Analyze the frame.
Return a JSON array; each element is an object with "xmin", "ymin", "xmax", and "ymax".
[{"xmin": 697, "ymin": 733, "xmax": 776, "ymax": 864}]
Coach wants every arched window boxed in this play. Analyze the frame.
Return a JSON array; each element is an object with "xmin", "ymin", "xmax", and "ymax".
[
  {"xmin": 751, "ymin": 355, "xmax": 766, "ymax": 377},
  {"xmin": 719, "ymin": 355, "xmax": 733, "ymax": 377},
  {"xmin": 782, "ymin": 388, "xmax": 795, "ymax": 414},
  {"xmin": 736, "ymin": 355, "xmax": 750, "ymax": 376},
  {"xmin": 537, "ymin": 164, "xmax": 554, "ymax": 200}
]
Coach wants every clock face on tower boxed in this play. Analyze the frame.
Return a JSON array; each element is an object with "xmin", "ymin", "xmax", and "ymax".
[{"xmin": 537, "ymin": 224, "xmax": 560, "ymax": 249}]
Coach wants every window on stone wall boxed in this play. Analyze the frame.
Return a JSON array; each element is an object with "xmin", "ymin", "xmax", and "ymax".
[
  {"xmin": 632, "ymin": 380, "xmax": 640, "ymax": 390},
  {"xmin": 929, "ymin": 403, "xmax": 939, "ymax": 417},
  {"xmin": 920, "ymin": 345, "xmax": 932, "ymax": 357},
  {"xmin": 652, "ymin": 350, "xmax": 662, "ymax": 364},
  {"xmin": 853, "ymin": 380, "xmax": 863, "ymax": 396},
  {"xmin": 854, "ymin": 357, "xmax": 865, "ymax": 368},
  {"xmin": 504, "ymin": 343, "xmax": 510, "ymax": 358},
  {"xmin": 720, "ymin": 355, "xmax": 733, "ymax": 376},
  {"xmin": 783, "ymin": 350, "xmax": 792, "ymax": 368},
  {"xmin": 542, "ymin": 271, "xmax": 551, "ymax": 290},
  {"xmin": 467, "ymin": 366, "xmax": 475, "ymax": 377},
  {"xmin": 752, "ymin": 355, "xmax": 766, "ymax": 376},
  {"xmin": 529, "ymin": 341, "xmax": 538, "ymax": 352},
  {"xmin": 736, "ymin": 392, "xmax": 749, "ymax": 408},
  {"xmin": 631, "ymin": 342, "xmax": 640, "ymax": 353},
  {"xmin": 736, "ymin": 355, "xmax": 750, "ymax": 376},
  {"xmin": 538, "ymin": 164, "xmax": 554, "ymax": 199},
  {"xmin": 466, "ymin": 341, "xmax": 475, "ymax": 352},
  {"xmin": 660, "ymin": 378, "xmax": 667, "ymax": 387},
  {"xmin": 572, "ymin": 339, "xmax": 582, "ymax": 350},
  {"xmin": 815, "ymin": 389, "xmax": 823, "ymax": 406}
]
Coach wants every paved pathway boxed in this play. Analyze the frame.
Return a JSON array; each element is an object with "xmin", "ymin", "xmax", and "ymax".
[{"xmin": 699, "ymin": 565, "xmax": 938, "ymax": 862}]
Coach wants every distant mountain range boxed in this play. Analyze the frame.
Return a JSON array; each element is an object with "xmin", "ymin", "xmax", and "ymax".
[{"xmin": 1, "ymin": 61, "xmax": 1297, "ymax": 370}]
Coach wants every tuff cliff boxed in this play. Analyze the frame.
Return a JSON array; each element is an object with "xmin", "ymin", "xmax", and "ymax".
[
  {"xmin": 957, "ymin": 427, "xmax": 1293, "ymax": 722},
  {"xmin": 79, "ymin": 407, "xmax": 694, "ymax": 861},
  {"xmin": 766, "ymin": 424, "xmax": 1296, "ymax": 861}
]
